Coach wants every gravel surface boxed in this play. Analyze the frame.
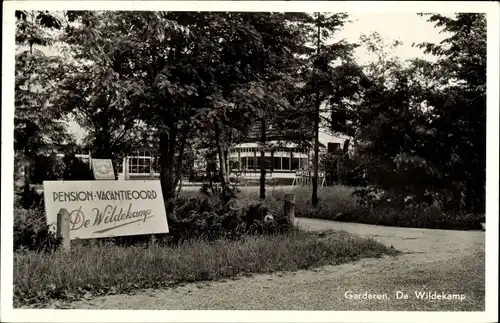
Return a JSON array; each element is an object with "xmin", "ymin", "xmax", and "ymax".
[{"xmin": 51, "ymin": 218, "xmax": 485, "ymax": 311}]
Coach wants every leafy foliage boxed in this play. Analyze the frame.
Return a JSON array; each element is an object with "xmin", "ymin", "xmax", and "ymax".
[
  {"xmin": 164, "ymin": 197, "xmax": 292, "ymax": 243},
  {"xmin": 349, "ymin": 14, "xmax": 486, "ymax": 215},
  {"xmin": 15, "ymin": 11, "xmax": 74, "ymax": 207},
  {"xmin": 14, "ymin": 207, "xmax": 62, "ymax": 252},
  {"xmin": 15, "ymin": 11, "xmax": 71, "ymax": 157},
  {"xmin": 14, "ymin": 11, "xmax": 486, "ymax": 229},
  {"xmin": 288, "ymin": 12, "xmax": 363, "ymax": 206},
  {"xmin": 61, "ymin": 153, "xmax": 94, "ymax": 181}
]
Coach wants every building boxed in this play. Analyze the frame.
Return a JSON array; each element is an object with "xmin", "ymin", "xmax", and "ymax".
[
  {"xmin": 226, "ymin": 129, "xmax": 347, "ymax": 182},
  {"xmin": 117, "ymin": 125, "xmax": 347, "ymax": 185},
  {"xmin": 31, "ymin": 131, "xmax": 346, "ymax": 185},
  {"xmin": 63, "ymin": 110, "xmax": 349, "ymax": 184}
]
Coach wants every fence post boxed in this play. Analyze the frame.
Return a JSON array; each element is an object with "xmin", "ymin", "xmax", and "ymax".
[
  {"xmin": 57, "ymin": 208, "xmax": 71, "ymax": 252},
  {"xmin": 284, "ymin": 194, "xmax": 295, "ymax": 226}
]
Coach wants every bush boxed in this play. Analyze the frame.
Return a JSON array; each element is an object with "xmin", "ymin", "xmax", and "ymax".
[
  {"xmin": 183, "ymin": 185, "xmax": 485, "ymax": 231},
  {"xmin": 13, "ymin": 193, "xmax": 294, "ymax": 250},
  {"xmin": 199, "ymin": 174, "xmax": 241, "ymax": 203},
  {"xmin": 14, "ymin": 208, "xmax": 61, "ymax": 253},
  {"xmin": 31, "ymin": 154, "xmax": 66, "ymax": 184},
  {"xmin": 17, "ymin": 187, "xmax": 44, "ymax": 210},
  {"xmin": 62, "ymin": 154, "xmax": 94, "ymax": 181},
  {"xmin": 161, "ymin": 197, "xmax": 293, "ymax": 244}
]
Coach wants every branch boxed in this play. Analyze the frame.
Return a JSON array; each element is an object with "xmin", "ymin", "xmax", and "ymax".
[{"xmin": 109, "ymin": 122, "xmax": 134, "ymax": 149}]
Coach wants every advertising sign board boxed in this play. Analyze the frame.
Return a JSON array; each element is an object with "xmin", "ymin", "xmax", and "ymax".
[
  {"xmin": 43, "ymin": 180, "xmax": 169, "ymax": 239},
  {"xmin": 91, "ymin": 159, "xmax": 115, "ymax": 180}
]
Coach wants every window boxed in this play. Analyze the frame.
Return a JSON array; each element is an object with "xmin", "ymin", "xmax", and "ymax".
[
  {"xmin": 282, "ymin": 157, "xmax": 290, "ymax": 170},
  {"xmin": 127, "ymin": 158, "xmax": 134, "ymax": 173},
  {"xmin": 128, "ymin": 152, "xmax": 155, "ymax": 174},
  {"xmin": 328, "ymin": 143, "xmax": 341, "ymax": 153},
  {"xmin": 151, "ymin": 157, "xmax": 159, "ymax": 173},
  {"xmin": 273, "ymin": 157, "xmax": 282, "ymax": 170},
  {"xmin": 291, "ymin": 157, "xmax": 300, "ymax": 170},
  {"xmin": 257, "ymin": 156, "xmax": 272, "ymax": 170},
  {"xmin": 247, "ymin": 157, "xmax": 257, "ymax": 169}
]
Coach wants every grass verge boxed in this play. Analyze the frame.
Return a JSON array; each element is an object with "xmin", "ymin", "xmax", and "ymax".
[
  {"xmin": 181, "ymin": 186, "xmax": 484, "ymax": 230},
  {"xmin": 14, "ymin": 229, "xmax": 398, "ymax": 307}
]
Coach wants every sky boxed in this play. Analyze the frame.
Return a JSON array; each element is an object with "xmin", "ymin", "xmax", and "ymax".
[
  {"xmin": 339, "ymin": 12, "xmax": 450, "ymax": 64},
  {"xmin": 59, "ymin": 12, "xmax": 450, "ymax": 144}
]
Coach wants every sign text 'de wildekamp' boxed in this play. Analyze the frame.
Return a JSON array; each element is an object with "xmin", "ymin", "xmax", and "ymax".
[
  {"xmin": 43, "ymin": 180, "xmax": 168, "ymax": 239},
  {"xmin": 91, "ymin": 159, "xmax": 115, "ymax": 180}
]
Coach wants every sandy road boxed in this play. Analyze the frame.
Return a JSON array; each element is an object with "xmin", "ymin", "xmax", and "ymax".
[{"xmin": 59, "ymin": 218, "xmax": 485, "ymax": 311}]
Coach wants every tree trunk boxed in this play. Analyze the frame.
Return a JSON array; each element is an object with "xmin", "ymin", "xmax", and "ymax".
[
  {"xmin": 312, "ymin": 98, "xmax": 320, "ymax": 207},
  {"xmin": 312, "ymin": 12, "xmax": 321, "ymax": 207},
  {"xmin": 337, "ymin": 157, "xmax": 342, "ymax": 185},
  {"xmin": 94, "ymin": 127, "xmax": 116, "ymax": 178},
  {"xmin": 259, "ymin": 119, "xmax": 266, "ymax": 200},
  {"xmin": 23, "ymin": 162, "xmax": 31, "ymax": 209},
  {"xmin": 159, "ymin": 130, "xmax": 177, "ymax": 210},
  {"xmin": 224, "ymin": 149, "xmax": 229, "ymax": 175},
  {"xmin": 214, "ymin": 121, "xmax": 228, "ymax": 187},
  {"xmin": 172, "ymin": 135, "xmax": 187, "ymax": 198}
]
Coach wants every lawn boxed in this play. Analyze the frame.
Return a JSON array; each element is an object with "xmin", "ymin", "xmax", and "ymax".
[
  {"xmin": 13, "ymin": 229, "xmax": 398, "ymax": 307},
  {"xmin": 14, "ymin": 183, "xmax": 481, "ymax": 308}
]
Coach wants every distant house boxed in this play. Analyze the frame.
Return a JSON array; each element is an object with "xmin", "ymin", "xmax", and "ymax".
[
  {"xmin": 114, "ymin": 128, "xmax": 347, "ymax": 183},
  {"xmin": 62, "ymin": 104, "xmax": 349, "ymax": 183},
  {"xmin": 226, "ymin": 122, "xmax": 347, "ymax": 183}
]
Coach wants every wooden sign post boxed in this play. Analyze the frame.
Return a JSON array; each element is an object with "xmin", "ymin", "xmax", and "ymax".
[
  {"xmin": 57, "ymin": 208, "xmax": 71, "ymax": 251},
  {"xmin": 284, "ymin": 194, "xmax": 295, "ymax": 226}
]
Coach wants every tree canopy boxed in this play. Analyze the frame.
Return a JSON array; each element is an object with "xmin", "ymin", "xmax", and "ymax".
[
  {"xmin": 14, "ymin": 11, "xmax": 487, "ymax": 215},
  {"xmin": 350, "ymin": 13, "xmax": 486, "ymax": 213}
]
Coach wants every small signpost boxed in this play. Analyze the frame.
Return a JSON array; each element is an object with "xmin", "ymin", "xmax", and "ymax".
[
  {"xmin": 43, "ymin": 180, "xmax": 169, "ymax": 250},
  {"xmin": 91, "ymin": 159, "xmax": 115, "ymax": 180},
  {"xmin": 284, "ymin": 194, "xmax": 295, "ymax": 226}
]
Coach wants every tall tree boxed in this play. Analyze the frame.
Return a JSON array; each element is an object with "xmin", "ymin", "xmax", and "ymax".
[
  {"xmin": 15, "ymin": 10, "xmax": 73, "ymax": 207},
  {"xmin": 351, "ymin": 13, "xmax": 486, "ymax": 215},
  {"xmin": 191, "ymin": 12, "xmax": 312, "ymax": 200},
  {"xmin": 347, "ymin": 32, "xmax": 442, "ymax": 208},
  {"xmin": 293, "ymin": 12, "xmax": 360, "ymax": 207},
  {"xmin": 59, "ymin": 11, "xmax": 163, "ymax": 173},
  {"xmin": 59, "ymin": 11, "xmax": 196, "ymax": 201},
  {"xmin": 58, "ymin": 11, "xmax": 307, "ymax": 204},
  {"xmin": 416, "ymin": 13, "xmax": 486, "ymax": 213}
]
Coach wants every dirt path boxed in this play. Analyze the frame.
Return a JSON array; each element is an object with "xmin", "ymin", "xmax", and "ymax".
[{"xmin": 59, "ymin": 218, "xmax": 485, "ymax": 311}]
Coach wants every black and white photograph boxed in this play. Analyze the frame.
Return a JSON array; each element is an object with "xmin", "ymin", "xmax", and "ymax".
[{"xmin": 1, "ymin": 1, "xmax": 498, "ymax": 322}]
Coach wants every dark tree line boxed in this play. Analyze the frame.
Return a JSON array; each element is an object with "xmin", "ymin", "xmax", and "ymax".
[{"xmin": 15, "ymin": 11, "xmax": 486, "ymax": 215}]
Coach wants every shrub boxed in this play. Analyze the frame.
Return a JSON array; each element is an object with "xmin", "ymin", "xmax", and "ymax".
[
  {"xmin": 163, "ymin": 197, "xmax": 292, "ymax": 244},
  {"xmin": 31, "ymin": 154, "xmax": 66, "ymax": 184},
  {"xmin": 62, "ymin": 154, "xmax": 94, "ymax": 181},
  {"xmin": 16, "ymin": 193, "xmax": 293, "ymax": 249},
  {"xmin": 290, "ymin": 186, "xmax": 485, "ymax": 230},
  {"xmin": 199, "ymin": 175, "xmax": 241, "ymax": 204},
  {"xmin": 14, "ymin": 208, "xmax": 61, "ymax": 252},
  {"xmin": 185, "ymin": 185, "xmax": 485, "ymax": 231},
  {"xmin": 17, "ymin": 187, "xmax": 44, "ymax": 210}
]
